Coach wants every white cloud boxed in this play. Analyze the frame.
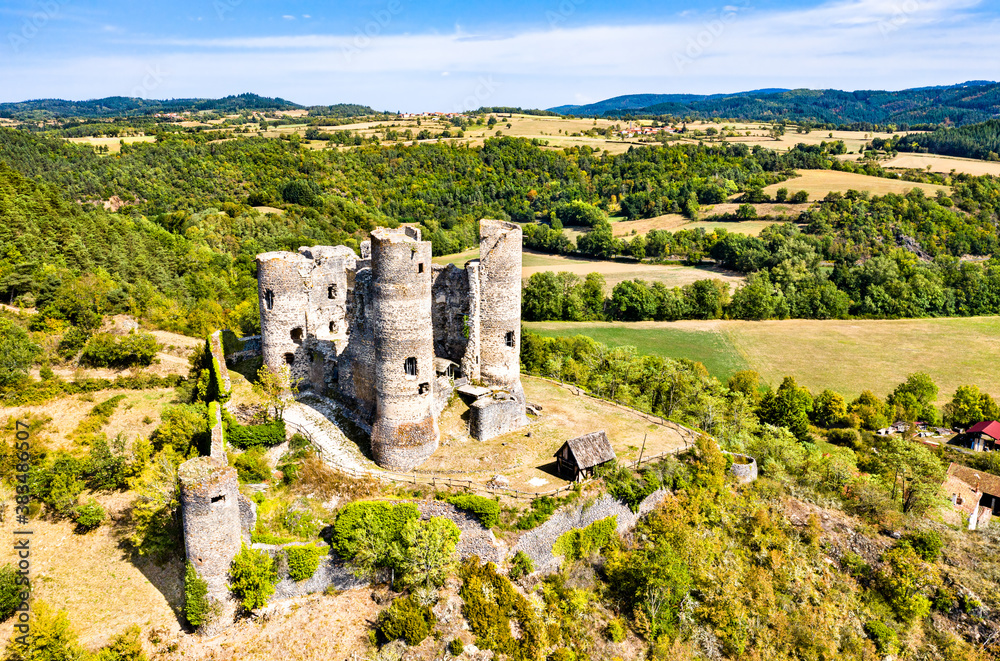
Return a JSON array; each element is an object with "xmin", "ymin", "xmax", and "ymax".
[
  {"xmin": 282, "ymin": 14, "xmax": 295, "ymax": 20},
  {"xmin": 1, "ymin": 0, "xmax": 996, "ymax": 110}
]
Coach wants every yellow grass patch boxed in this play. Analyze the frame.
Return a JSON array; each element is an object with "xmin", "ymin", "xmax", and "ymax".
[
  {"xmin": 763, "ymin": 169, "xmax": 949, "ymax": 199},
  {"xmin": 426, "ymin": 375, "xmax": 689, "ymax": 493},
  {"xmin": 65, "ymin": 135, "xmax": 156, "ymax": 153},
  {"xmin": 882, "ymin": 153, "xmax": 1000, "ymax": 177}
]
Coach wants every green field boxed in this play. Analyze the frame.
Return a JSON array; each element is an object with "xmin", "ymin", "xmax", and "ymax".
[
  {"xmin": 524, "ymin": 316, "xmax": 1000, "ymax": 403},
  {"xmin": 524, "ymin": 321, "xmax": 750, "ymax": 382}
]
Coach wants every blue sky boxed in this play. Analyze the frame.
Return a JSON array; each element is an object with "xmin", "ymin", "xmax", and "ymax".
[{"xmin": 1, "ymin": 0, "xmax": 998, "ymax": 111}]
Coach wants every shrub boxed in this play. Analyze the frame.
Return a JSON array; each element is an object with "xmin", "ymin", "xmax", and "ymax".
[
  {"xmin": 827, "ymin": 428, "xmax": 861, "ymax": 449},
  {"xmin": 331, "ymin": 501, "xmax": 420, "ymax": 559},
  {"xmin": 233, "ymin": 448, "xmax": 271, "ymax": 483},
  {"xmin": 226, "ymin": 418, "xmax": 286, "ymax": 449},
  {"xmin": 446, "ymin": 493, "xmax": 501, "ymax": 528},
  {"xmin": 839, "ymin": 551, "xmax": 870, "ymax": 579},
  {"xmin": 902, "ymin": 529, "xmax": 943, "ymax": 562},
  {"xmin": 863, "ymin": 620, "xmax": 897, "ymax": 655},
  {"xmin": 229, "ymin": 544, "xmax": 278, "ymax": 611},
  {"xmin": 448, "ymin": 638, "xmax": 464, "ymax": 656},
  {"xmin": 184, "ymin": 562, "xmax": 211, "ymax": 628},
  {"xmin": 286, "ymin": 544, "xmax": 326, "ymax": 582},
  {"xmin": 57, "ymin": 326, "xmax": 91, "ymax": 359},
  {"xmin": 606, "ymin": 618, "xmax": 626, "ymax": 643},
  {"xmin": 3, "ymin": 600, "xmax": 85, "ymax": 661},
  {"xmin": 94, "ymin": 624, "xmax": 147, "ymax": 661},
  {"xmin": 80, "ymin": 332, "xmax": 159, "ymax": 368},
  {"xmin": 459, "ymin": 558, "xmax": 545, "ymax": 660},
  {"xmin": 509, "ymin": 551, "xmax": 534, "ymax": 580},
  {"xmin": 553, "ymin": 517, "xmax": 617, "ymax": 561},
  {"xmin": 73, "ymin": 498, "xmax": 106, "ymax": 531},
  {"xmin": 377, "ymin": 595, "xmax": 436, "ymax": 646},
  {"xmin": 0, "ymin": 564, "xmax": 27, "ymax": 622}
]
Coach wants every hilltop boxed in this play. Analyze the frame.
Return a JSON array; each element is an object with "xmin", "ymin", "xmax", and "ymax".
[{"xmin": 550, "ymin": 81, "xmax": 1000, "ymax": 126}]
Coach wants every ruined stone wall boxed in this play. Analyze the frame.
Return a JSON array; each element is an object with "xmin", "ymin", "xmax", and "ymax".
[
  {"xmin": 431, "ymin": 264, "xmax": 472, "ymax": 367},
  {"xmin": 336, "ymin": 268, "xmax": 376, "ymax": 421},
  {"xmin": 368, "ymin": 228, "xmax": 440, "ymax": 470},
  {"xmin": 470, "ymin": 394, "xmax": 524, "ymax": 442},
  {"xmin": 462, "ymin": 260, "xmax": 482, "ymax": 382},
  {"xmin": 178, "ymin": 457, "xmax": 244, "ymax": 598}
]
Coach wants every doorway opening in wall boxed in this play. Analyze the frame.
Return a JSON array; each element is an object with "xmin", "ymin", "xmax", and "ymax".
[
  {"xmin": 328, "ymin": 284, "xmax": 337, "ymax": 299},
  {"xmin": 329, "ymin": 321, "xmax": 335, "ymax": 332},
  {"xmin": 404, "ymin": 357, "xmax": 417, "ymax": 376},
  {"xmin": 291, "ymin": 327, "xmax": 303, "ymax": 342},
  {"xmin": 505, "ymin": 331, "xmax": 515, "ymax": 347},
  {"xmin": 418, "ymin": 382, "xmax": 430, "ymax": 394},
  {"xmin": 418, "ymin": 263, "xmax": 424, "ymax": 273},
  {"xmin": 284, "ymin": 353, "xmax": 295, "ymax": 365}
]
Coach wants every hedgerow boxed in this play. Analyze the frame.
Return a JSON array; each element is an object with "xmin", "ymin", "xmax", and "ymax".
[
  {"xmin": 225, "ymin": 416, "xmax": 285, "ymax": 449},
  {"xmin": 285, "ymin": 544, "xmax": 327, "ymax": 582},
  {"xmin": 80, "ymin": 332, "xmax": 159, "ymax": 368},
  {"xmin": 446, "ymin": 493, "xmax": 500, "ymax": 528}
]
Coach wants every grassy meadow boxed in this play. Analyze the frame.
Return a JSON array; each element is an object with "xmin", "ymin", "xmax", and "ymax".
[{"xmin": 525, "ymin": 316, "xmax": 1000, "ymax": 403}]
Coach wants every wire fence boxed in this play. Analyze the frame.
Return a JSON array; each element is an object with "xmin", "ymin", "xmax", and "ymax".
[{"xmin": 283, "ymin": 376, "xmax": 702, "ymax": 501}]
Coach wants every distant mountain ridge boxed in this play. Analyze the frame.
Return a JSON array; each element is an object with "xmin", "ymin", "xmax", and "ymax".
[
  {"xmin": 550, "ymin": 81, "xmax": 1000, "ymax": 126},
  {"xmin": 0, "ymin": 93, "xmax": 366, "ymax": 119}
]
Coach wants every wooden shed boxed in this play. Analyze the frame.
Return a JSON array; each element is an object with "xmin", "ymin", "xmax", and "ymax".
[{"xmin": 554, "ymin": 431, "xmax": 616, "ymax": 481}]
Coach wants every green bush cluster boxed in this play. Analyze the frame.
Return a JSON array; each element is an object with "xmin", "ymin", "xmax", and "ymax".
[
  {"xmin": 863, "ymin": 620, "xmax": 897, "ymax": 655},
  {"xmin": 0, "ymin": 564, "xmax": 27, "ymax": 622},
  {"xmin": 605, "ymin": 619, "xmax": 626, "ymax": 643},
  {"xmin": 508, "ymin": 551, "xmax": 534, "ymax": 580},
  {"xmin": 446, "ymin": 493, "xmax": 501, "ymax": 528},
  {"xmin": 514, "ymin": 490, "xmax": 579, "ymax": 530},
  {"xmin": 901, "ymin": 529, "xmax": 944, "ymax": 562},
  {"xmin": 184, "ymin": 562, "xmax": 211, "ymax": 628},
  {"xmin": 80, "ymin": 332, "xmax": 159, "ymax": 368},
  {"xmin": 285, "ymin": 544, "xmax": 327, "ymax": 582},
  {"xmin": 447, "ymin": 638, "xmax": 464, "ymax": 656},
  {"xmin": 459, "ymin": 558, "xmax": 544, "ymax": 660},
  {"xmin": 73, "ymin": 498, "xmax": 106, "ymax": 531},
  {"xmin": 226, "ymin": 416, "xmax": 286, "ymax": 449},
  {"xmin": 229, "ymin": 544, "xmax": 278, "ymax": 611},
  {"xmin": 331, "ymin": 501, "xmax": 420, "ymax": 560},
  {"xmin": 376, "ymin": 595, "xmax": 436, "ymax": 646},
  {"xmin": 552, "ymin": 516, "xmax": 617, "ymax": 562},
  {"xmin": 233, "ymin": 447, "xmax": 271, "ymax": 483}
]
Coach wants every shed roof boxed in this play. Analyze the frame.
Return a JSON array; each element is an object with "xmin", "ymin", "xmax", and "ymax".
[
  {"xmin": 557, "ymin": 430, "xmax": 616, "ymax": 470},
  {"xmin": 947, "ymin": 463, "xmax": 1000, "ymax": 498},
  {"xmin": 968, "ymin": 421, "xmax": 1000, "ymax": 439}
]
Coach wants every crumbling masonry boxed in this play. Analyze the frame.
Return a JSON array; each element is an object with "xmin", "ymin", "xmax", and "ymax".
[{"xmin": 256, "ymin": 219, "xmax": 529, "ymax": 470}]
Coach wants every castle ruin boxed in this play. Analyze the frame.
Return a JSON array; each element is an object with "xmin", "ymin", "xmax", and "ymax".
[{"xmin": 256, "ymin": 219, "xmax": 528, "ymax": 470}]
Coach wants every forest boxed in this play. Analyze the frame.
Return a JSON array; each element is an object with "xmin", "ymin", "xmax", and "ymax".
[
  {"xmin": 553, "ymin": 82, "xmax": 1000, "ymax": 127},
  {"xmin": 893, "ymin": 119, "xmax": 1000, "ymax": 161}
]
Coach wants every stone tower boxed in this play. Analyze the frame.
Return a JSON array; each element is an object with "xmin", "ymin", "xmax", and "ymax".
[
  {"xmin": 478, "ymin": 219, "xmax": 527, "ymax": 409},
  {"xmin": 256, "ymin": 246, "xmax": 355, "ymax": 386},
  {"xmin": 178, "ymin": 457, "xmax": 244, "ymax": 599},
  {"xmin": 368, "ymin": 227, "xmax": 440, "ymax": 470}
]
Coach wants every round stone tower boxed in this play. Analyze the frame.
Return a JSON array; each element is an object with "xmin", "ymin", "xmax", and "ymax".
[
  {"xmin": 478, "ymin": 219, "xmax": 526, "ymax": 406},
  {"xmin": 178, "ymin": 457, "xmax": 244, "ymax": 598},
  {"xmin": 368, "ymin": 227, "xmax": 440, "ymax": 470},
  {"xmin": 256, "ymin": 251, "xmax": 310, "ymax": 384}
]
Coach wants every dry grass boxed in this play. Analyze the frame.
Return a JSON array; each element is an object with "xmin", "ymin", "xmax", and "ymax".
[
  {"xmin": 0, "ymin": 492, "xmax": 184, "ymax": 650},
  {"xmin": 881, "ymin": 153, "xmax": 1000, "ymax": 177},
  {"xmin": 433, "ymin": 247, "xmax": 744, "ymax": 291},
  {"xmin": 2, "ymin": 389, "xmax": 174, "ymax": 452},
  {"xmin": 610, "ymin": 213, "xmax": 782, "ymax": 237},
  {"xmin": 763, "ymin": 169, "xmax": 949, "ymax": 199},
  {"xmin": 425, "ymin": 375, "xmax": 688, "ymax": 493},
  {"xmin": 65, "ymin": 135, "xmax": 156, "ymax": 153}
]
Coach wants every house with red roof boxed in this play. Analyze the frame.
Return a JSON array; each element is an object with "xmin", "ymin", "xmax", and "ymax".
[{"xmin": 961, "ymin": 421, "xmax": 1000, "ymax": 452}]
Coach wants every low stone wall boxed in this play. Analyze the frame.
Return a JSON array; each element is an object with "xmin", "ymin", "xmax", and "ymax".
[
  {"xmin": 252, "ymin": 544, "xmax": 367, "ymax": 601},
  {"xmin": 512, "ymin": 490, "xmax": 668, "ymax": 575},
  {"xmin": 470, "ymin": 394, "xmax": 524, "ymax": 442},
  {"xmin": 418, "ymin": 500, "xmax": 507, "ymax": 565}
]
